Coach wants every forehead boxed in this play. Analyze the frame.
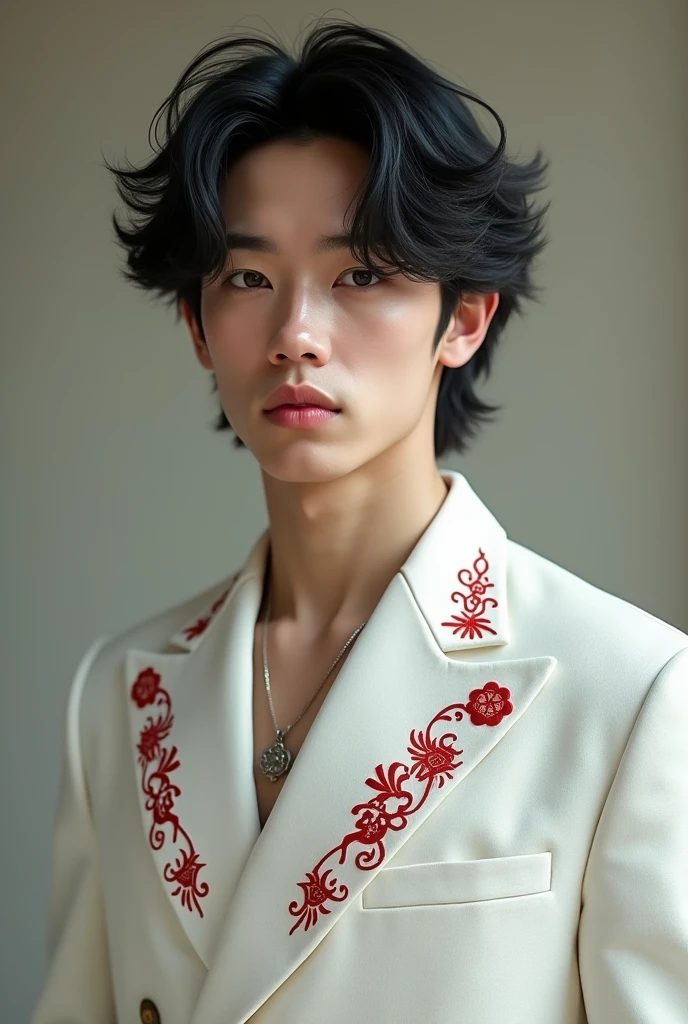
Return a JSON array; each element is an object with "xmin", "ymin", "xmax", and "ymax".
[{"xmin": 218, "ymin": 136, "xmax": 370, "ymax": 236}]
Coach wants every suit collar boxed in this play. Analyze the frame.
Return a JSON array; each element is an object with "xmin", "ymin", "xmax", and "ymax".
[
  {"xmin": 168, "ymin": 469, "xmax": 510, "ymax": 658},
  {"xmin": 401, "ymin": 470, "xmax": 509, "ymax": 651}
]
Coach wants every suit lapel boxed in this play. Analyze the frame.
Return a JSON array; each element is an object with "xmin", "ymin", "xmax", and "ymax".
[
  {"xmin": 123, "ymin": 533, "xmax": 270, "ymax": 968},
  {"xmin": 189, "ymin": 471, "xmax": 559, "ymax": 1024}
]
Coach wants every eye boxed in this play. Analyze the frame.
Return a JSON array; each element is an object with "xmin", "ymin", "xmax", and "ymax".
[
  {"xmin": 339, "ymin": 268, "xmax": 381, "ymax": 288},
  {"xmin": 224, "ymin": 270, "xmax": 267, "ymax": 289},
  {"xmin": 224, "ymin": 268, "xmax": 382, "ymax": 290}
]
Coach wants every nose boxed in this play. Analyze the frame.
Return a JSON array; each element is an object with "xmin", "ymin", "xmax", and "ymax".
[
  {"xmin": 266, "ymin": 302, "xmax": 332, "ymax": 366},
  {"xmin": 267, "ymin": 332, "xmax": 331, "ymax": 365}
]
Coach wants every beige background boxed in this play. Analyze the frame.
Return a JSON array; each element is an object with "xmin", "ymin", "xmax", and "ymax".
[{"xmin": 2, "ymin": 0, "xmax": 686, "ymax": 1018}]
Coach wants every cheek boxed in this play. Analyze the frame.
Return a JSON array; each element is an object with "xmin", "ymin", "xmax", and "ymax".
[
  {"xmin": 204, "ymin": 339, "xmax": 259, "ymax": 434},
  {"xmin": 200, "ymin": 295, "xmax": 256, "ymax": 369},
  {"xmin": 347, "ymin": 324, "xmax": 434, "ymax": 399},
  {"xmin": 209, "ymin": 332, "xmax": 256, "ymax": 390}
]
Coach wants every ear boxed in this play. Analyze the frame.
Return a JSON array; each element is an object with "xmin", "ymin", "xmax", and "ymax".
[
  {"xmin": 180, "ymin": 297, "xmax": 214, "ymax": 372},
  {"xmin": 436, "ymin": 292, "xmax": 500, "ymax": 369}
]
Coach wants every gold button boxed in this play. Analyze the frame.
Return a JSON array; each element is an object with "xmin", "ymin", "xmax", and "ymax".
[{"xmin": 140, "ymin": 998, "xmax": 161, "ymax": 1024}]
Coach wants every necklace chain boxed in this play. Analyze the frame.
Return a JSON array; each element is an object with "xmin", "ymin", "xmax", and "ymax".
[{"xmin": 259, "ymin": 574, "xmax": 367, "ymax": 782}]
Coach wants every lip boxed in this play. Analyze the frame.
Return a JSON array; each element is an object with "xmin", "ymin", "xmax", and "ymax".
[
  {"xmin": 264, "ymin": 405, "xmax": 339, "ymax": 429},
  {"xmin": 263, "ymin": 382, "xmax": 340, "ymax": 412}
]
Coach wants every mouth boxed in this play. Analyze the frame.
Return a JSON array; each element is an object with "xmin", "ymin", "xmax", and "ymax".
[{"xmin": 262, "ymin": 404, "xmax": 340, "ymax": 429}]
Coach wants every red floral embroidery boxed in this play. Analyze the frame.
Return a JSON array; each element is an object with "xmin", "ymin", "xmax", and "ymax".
[
  {"xmin": 131, "ymin": 667, "xmax": 162, "ymax": 708},
  {"xmin": 441, "ymin": 547, "xmax": 498, "ymax": 639},
  {"xmin": 466, "ymin": 681, "xmax": 513, "ymax": 726},
  {"xmin": 130, "ymin": 668, "xmax": 210, "ymax": 916},
  {"xmin": 183, "ymin": 615, "xmax": 211, "ymax": 641},
  {"xmin": 137, "ymin": 718, "xmax": 167, "ymax": 763},
  {"xmin": 288, "ymin": 682, "xmax": 513, "ymax": 934},
  {"xmin": 182, "ymin": 587, "xmax": 230, "ymax": 642}
]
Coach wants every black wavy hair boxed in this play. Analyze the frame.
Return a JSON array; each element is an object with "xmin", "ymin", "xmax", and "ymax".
[{"xmin": 103, "ymin": 17, "xmax": 551, "ymax": 456}]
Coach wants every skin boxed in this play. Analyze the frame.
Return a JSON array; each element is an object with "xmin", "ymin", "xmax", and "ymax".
[{"xmin": 180, "ymin": 135, "xmax": 499, "ymax": 668}]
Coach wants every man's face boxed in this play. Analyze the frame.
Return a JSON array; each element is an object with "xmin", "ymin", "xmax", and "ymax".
[{"xmin": 186, "ymin": 136, "xmax": 476, "ymax": 484}]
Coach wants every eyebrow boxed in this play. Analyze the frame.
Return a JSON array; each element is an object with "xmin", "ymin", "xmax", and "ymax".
[{"xmin": 224, "ymin": 230, "xmax": 354, "ymax": 255}]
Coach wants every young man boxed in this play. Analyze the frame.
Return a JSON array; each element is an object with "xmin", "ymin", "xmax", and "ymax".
[{"xmin": 33, "ymin": 20, "xmax": 688, "ymax": 1024}]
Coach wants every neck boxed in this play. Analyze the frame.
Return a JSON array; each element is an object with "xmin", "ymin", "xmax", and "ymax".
[{"xmin": 261, "ymin": 451, "xmax": 449, "ymax": 637}]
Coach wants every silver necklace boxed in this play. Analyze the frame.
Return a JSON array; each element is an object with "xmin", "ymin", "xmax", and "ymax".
[{"xmin": 259, "ymin": 580, "xmax": 367, "ymax": 782}]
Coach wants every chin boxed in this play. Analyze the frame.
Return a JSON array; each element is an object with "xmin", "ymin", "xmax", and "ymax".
[{"xmin": 253, "ymin": 439, "xmax": 362, "ymax": 485}]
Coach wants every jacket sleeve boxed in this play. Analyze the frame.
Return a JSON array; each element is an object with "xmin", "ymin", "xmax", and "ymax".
[
  {"xmin": 578, "ymin": 644, "xmax": 688, "ymax": 1022},
  {"xmin": 31, "ymin": 636, "xmax": 117, "ymax": 1024}
]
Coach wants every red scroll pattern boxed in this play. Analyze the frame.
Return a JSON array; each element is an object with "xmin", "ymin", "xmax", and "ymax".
[
  {"xmin": 288, "ymin": 681, "xmax": 514, "ymax": 935},
  {"xmin": 130, "ymin": 667, "xmax": 210, "ymax": 916},
  {"xmin": 441, "ymin": 547, "xmax": 498, "ymax": 640}
]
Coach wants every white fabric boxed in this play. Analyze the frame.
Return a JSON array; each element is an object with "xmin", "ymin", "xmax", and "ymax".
[{"xmin": 32, "ymin": 470, "xmax": 688, "ymax": 1024}]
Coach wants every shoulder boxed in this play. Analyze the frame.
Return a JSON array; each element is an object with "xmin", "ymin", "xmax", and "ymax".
[
  {"xmin": 72, "ymin": 570, "xmax": 240, "ymax": 712},
  {"xmin": 502, "ymin": 540, "xmax": 687, "ymax": 777},
  {"xmin": 506, "ymin": 537, "xmax": 688, "ymax": 673}
]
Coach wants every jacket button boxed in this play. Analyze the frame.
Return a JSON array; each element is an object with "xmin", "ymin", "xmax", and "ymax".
[{"xmin": 140, "ymin": 998, "xmax": 161, "ymax": 1024}]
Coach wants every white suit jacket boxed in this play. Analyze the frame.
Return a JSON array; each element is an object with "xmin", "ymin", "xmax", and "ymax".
[{"xmin": 32, "ymin": 470, "xmax": 688, "ymax": 1024}]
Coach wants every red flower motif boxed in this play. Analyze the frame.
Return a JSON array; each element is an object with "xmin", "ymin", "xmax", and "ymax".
[
  {"xmin": 408, "ymin": 730, "xmax": 463, "ymax": 784},
  {"xmin": 288, "ymin": 865, "xmax": 349, "ymax": 935},
  {"xmin": 136, "ymin": 718, "xmax": 169, "ymax": 764},
  {"xmin": 183, "ymin": 614, "xmax": 211, "ymax": 641},
  {"xmin": 289, "ymin": 683, "xmax": 514, "ymax": 934},
  {"xmin": 210, "ymin": 590, "xmax": 229, "ymax": 615},
  {"xmin": 181, "ymin": 587, "xmax": 231, "ymax": 642},
  {"xmin": 466, "ymin": 681, "xmax": 513, "ymax": 726},
  {"xmin": 165, "ymin": 849, "xmax": 210, "ymax": 916},
  {"xmin": 441, "ymin": 548, "xmax": 499, "ymax": 641},
  {"xmin": 441, "ymin": 613, "xmax": 498, "ymax": 640},
  {"xmin": 131, "ymin": 667, "xmax": 161, "ymax": 708}
]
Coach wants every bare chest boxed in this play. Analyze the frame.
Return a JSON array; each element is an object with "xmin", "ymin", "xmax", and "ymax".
[{"xmin": 251, "ymin": 625, "xmax": 350, "ymax": 831}]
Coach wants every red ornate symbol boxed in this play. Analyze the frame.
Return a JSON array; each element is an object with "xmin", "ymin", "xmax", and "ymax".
[
  {"xmin": 288, "ymin": 681, "xmax": 513, "ymax": 935},
  {"xmin": 182, "ymin": 588, "xmax": 230, "ymax": 642},
  {"xmin": 130, "ymin": 667, "xmax": 210, "ymax": 915},
  {"xmin": 441, "ymin": 547, "xmax": 498, "ymax": 640}
]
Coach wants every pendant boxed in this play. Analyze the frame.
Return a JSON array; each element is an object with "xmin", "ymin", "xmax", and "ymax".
[{"xmin": 259, "ymin": 729, "xmax": 292, "ymax": 782}]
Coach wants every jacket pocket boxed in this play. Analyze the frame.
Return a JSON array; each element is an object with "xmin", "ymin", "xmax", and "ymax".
[{"xmin": 361, "ymin": 851, "xmax": 552, "ymax": 910}]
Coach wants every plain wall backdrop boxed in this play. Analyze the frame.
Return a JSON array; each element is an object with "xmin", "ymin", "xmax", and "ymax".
[{"xmin": 1, "ymin": 1, "xmax": 686, "ymax": 1019}]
